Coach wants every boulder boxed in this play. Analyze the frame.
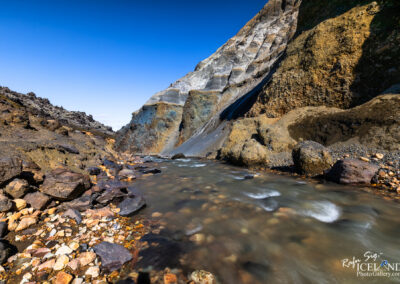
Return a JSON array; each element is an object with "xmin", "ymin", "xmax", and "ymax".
[
  {"xmin": 0, "ymin": 157, "xmax": 22, "ymax": 185},
  {"xmin": 0, "ymin": 240, "xmax": 17, "ymax": 264},
  {"xmin": 58, "ymin": 196, "xmax": 93, "ymax": 212},
  {"xmin": 4, "ymin": 178, "xmax": 30, "ymax": 198},
  {"xmin": 40, "ymin": 168, "xmax": 90, "ymax": 200},
  {"xmin": 325, "ymin": 159, "xmax": 379, "ymax": 184},
  {"xmin": 118, "ymin": 169, "xmax": 136, "ymax": 179},
  {"xmin": 292, "ymin": 141, "xmax": 333, "ymax": 176},
  {"xmin": 0, "ymin": 194, "xmax": 12, "ymax": 212},
  {"xmin": 0, "ymin": 222, "xmax": 8, "ymax": 238},
  {"xmin": 117, "ymin": 196, "xmax": 146, "ymax": 217},
  {"xmin": 93, "ymin": 242, "xmax": 132, "ymax": 271},
  {"xmin": 171, "ymin": 153, "xmax": 186, "ymax": 160},
  {"xmin": 24, "ymin": 192, "xmax": 51, "ymax": 210}
]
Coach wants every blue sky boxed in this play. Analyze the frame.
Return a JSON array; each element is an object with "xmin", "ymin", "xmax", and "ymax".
[{"xmin": 0, "ymin": 0, "xmax": 266, "ymax": 130}]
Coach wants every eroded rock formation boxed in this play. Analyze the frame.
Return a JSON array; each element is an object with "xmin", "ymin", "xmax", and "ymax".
[{"xmin": 116, "ymin": 0, "xmax": 301, "ymax": 154}]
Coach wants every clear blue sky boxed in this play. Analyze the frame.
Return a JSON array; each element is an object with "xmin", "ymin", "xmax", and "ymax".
[{"xmin": 0, "ymin": 0, "xmax": 266, "ymax": 130}]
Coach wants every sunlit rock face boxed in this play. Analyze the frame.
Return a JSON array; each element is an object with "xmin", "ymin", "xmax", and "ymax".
[{"xmin": 116, "ymin": 0, "xmax": 301, "ymax": 155}]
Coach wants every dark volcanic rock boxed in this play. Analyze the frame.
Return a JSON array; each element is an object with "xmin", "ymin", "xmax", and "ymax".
[
  {"xmin": 0, "ymin": 222, "xmax": 8, "ymax": 238},
  {"xmin": 117, "ymin": 196, "xmax": 146, "ymax": 217},
  {"xmin": 62, "ymin": 208, "xmax": 82, "ymax": 224},
  {"xmin": 93, "ymin": 241, "xmax": 133, "ymax": 271},
  {"xmin": 171, "ymin": 153, "xmax": 186, "ymax": 160},
  {"xmin": 0, "ymin": 157, "xmax": 22, "ymax": 186},
  {"xmin": 292, "ymin": 141, "xmax": 333, "ymax": 176},
  {"xmin": 0, "ymin": 240, "xmax": 17, "ymax": 264},
  {"xmin": 0, "ymin": 194, "xmax": 12, "ymax": 212},
  {"xmin": 58, "ymin": 195, "xmax": 93, "ymax": 212},
  {"xmin": 87, "ymin": 167, "xmax": 101, "ymax": 176},
  {"xmin": 40, "ymin": 168, "xmax": 90, "ymax": 200},
  {"xmin": 325, "ymin": 159, "xmax": 379, "ymax": 184},
  {"xmin": 4, "ymin": 178, "xmax": 30, "ymax": 198},
  {"xmin": 141, "ymin": 168, "xmax": 161, "ymax": 174},
  {"xmin": 24, "ymin": 192, "xmax": 51, "ymax": 210},
  {"xmin": 56, "ymin": 144, "xmax": 80, "ymax": 154}
]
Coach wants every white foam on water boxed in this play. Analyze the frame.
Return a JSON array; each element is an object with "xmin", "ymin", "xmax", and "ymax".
[
  {"xmin": 301, "ymin": 201, "xmax": 341, "ymax": 223},
  {"xmin": 189, "ymin": 163, "xmax": 207, "ymax": 168},
  {"xmin": 244, "ymin": 190, "xmax": 281, "ymax": 199}
]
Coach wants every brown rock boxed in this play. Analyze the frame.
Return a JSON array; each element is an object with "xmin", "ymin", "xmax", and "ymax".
[
  {"xmin": 0, "ymin": 194, "xmax": 12, "ymax": 212},
  {"xmin": 38, "ymin": 258, "xmax": 56, "ymax": 272},
  {"xmin": 77, "ymin": 251, "xmax": 96, "ymax": 267},
  {"xmin": 40, "ymin": 168, "xmax": 90, "ymax": 200},
  {"xmin": 325, "ymin": 159, "xmax": 379, "ymax": 184},
  {"xmin": 5, "ymin": 178, "xmax": 30, "ymax": 198},
  {"xmin": 164, "ymin": 273, "xmax": 178, "ymax": 284},
  {"xmin": 0, "ymin": 157, "xmax": 22, "ymax": 186},
  {"xmin": 53, "ymin": 271, "xmax": 73, "ymax": 284},
  {"xmin": 292, "ymin": 141, "xmax": 333, "ymax": 176},
  {"xmin": 24, "ymin": 192, "xmax": 51, "ymax": 210},
  {"xmin": 15, "ymin": 217, "xmax": 36, "ymax": 232}
]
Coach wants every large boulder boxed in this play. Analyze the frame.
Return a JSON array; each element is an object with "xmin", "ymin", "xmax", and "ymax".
[
  {"xmin": 117, "ymin": 196, "xmax": 146, "ymax": 217},
  {"xmin": 0, "ymin": 194, "xmax": 12, "ymax": 212},
  {"xmin": 325, "ymin": 159, "xmax": 379, "ymax": 184},
  {"xmin": 0, "ymin": 157, "xmax": 22, "ymax": 185},
  {"xmin": 93, "ymin": 242, "xmax": 132, "ymax": 271},
  {"xmin": 4, "ymin": 178, "xmax": 30, "ymax": 198},
  {"xmin": 40, "ymin": 168, "xmax": 91, "ymax": 200},
  {"xmin": 24, "ymin": 192, "xmax": 51, "ymax": 210},
  {"xmin": 292, "ymin": 141, "xmax": 333, "ymax": 176},
  {"xmin": 0, "ymin": 240, "xmax": 17, "ymax": 264}
]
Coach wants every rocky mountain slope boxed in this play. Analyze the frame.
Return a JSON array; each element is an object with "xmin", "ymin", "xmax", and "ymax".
[
  {"xmin": 116, "ymin": 0, "xmax": 301, "ymax": 155},
  {"xmin": 117, "ymin": 0, "xmax": 400, "ymax": 166},
  {"xmin": 0, "ymin": 87, "xmax": 116, "ymax": 173}
]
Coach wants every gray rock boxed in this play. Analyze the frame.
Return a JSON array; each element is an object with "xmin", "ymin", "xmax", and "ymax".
[
  {"xmin": 4, "ymin": 178, "xmax": 30, "ymax": 198},
  {"xmin": 0, "ymin": 194, "xmax": 12, "ymax": 212},
  {"xmin": 171, "ymin": 153, "xmax": 186, "ymax": 160},
  {"xmin": 93, "ymin": 242, "xmax": 132, "ymax": 271},
  {"xmin": 292, "ymin": 141, "xmax": 333, "ymax": 176},
  {"xmin": 325, "ymin": 159, "xmax": 379, "ymax": 184},
  {"xmin": 24, "ymin": 192, "xmax": 51, "ymax": 210},
  {"xmin": 118, "ymin": 169, "xmax": 136, "ymax": 179},
  {"xmin": 0, "ymin": 157, "xmax": 22, "ymax": 186},
  {"xmin": 0, "ymin": 222, "xmax": 8, "ymax": 238},
  {"xmin": 0, "ymin": 240, "xmax": 17, "ymax": 264},
  {"xmin": 117, "ymin": 196, "xmax": 146, "ymax": 217},
  {"xmin": 62, "ymin": 208, "xmax": 82, "ymax": 224},
  {"xmin": 58, "ymin": 195, "xmax": 92, "ymax": 212},
  {"xmin": 40, "ymin": 168, "xmax": 90, "ymax": 200}
]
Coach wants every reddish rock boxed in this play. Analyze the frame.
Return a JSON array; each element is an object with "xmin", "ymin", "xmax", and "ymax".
[
  {"xmin": 5, "ymin": 178, "xmax": 30, "ymax": 198},
  {"xmin": 24, "ymin": 192, "xmax": 51, "ymax": 210},
  {"xmin": 325, "ymin": 159, "xmax": 379, "ymax": 184},
  {"xmin": 53, "ymin": 271, "xmax": 73, "ymax": 284},
  {"xmin": 40, "ymin": 168, "xmax": 90, "ymax": 200}
]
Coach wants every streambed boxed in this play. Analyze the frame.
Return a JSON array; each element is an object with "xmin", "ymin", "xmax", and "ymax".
[{"xmin": 125, "ymin": 157, "xmax": 400, "ymax": 283}]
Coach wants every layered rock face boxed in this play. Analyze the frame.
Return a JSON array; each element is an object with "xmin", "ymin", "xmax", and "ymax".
[
  {"xmin": 116, "ymin": 0, "xmax": 301, "ymax": 154},
  {"xmin": 219, "ymin": 0, "xmax": 400, "ymax": 168}
]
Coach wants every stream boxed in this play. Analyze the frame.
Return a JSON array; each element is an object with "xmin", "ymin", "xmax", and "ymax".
[{"xmin": 130, "ymin": 157, "xmax": 400, "ymax": 283}]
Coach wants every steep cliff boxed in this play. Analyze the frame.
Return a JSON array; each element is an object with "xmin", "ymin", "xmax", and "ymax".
[
  {"xmin": 220, "ymin": 0, "xmax": 400, "ymax": 167},
  {"xmin": 116, "ymin": 0, "xmax": 301, "ymax": 155},
  {"xmin": 117, "ymin": 0, "xmax": 400, "ymax": 164}
]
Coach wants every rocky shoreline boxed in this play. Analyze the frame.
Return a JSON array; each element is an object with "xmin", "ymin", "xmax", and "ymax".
[{"xmin": 0, "ymin": 154, "xmax": 216, "ymax": 284}]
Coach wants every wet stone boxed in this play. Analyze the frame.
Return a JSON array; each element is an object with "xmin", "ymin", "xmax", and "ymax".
[
  {"xmin": 117, "ymin": 195, "xmax": 146, "ymax": 216},
  {"xmin": 93, "ymin": 241, "xmax": 133, "ymax": 271}
]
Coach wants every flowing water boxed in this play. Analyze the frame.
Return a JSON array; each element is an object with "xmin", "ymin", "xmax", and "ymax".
[{"xmin": 132, "ymin": 157, "xmax": 400, "ymax": 283}]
